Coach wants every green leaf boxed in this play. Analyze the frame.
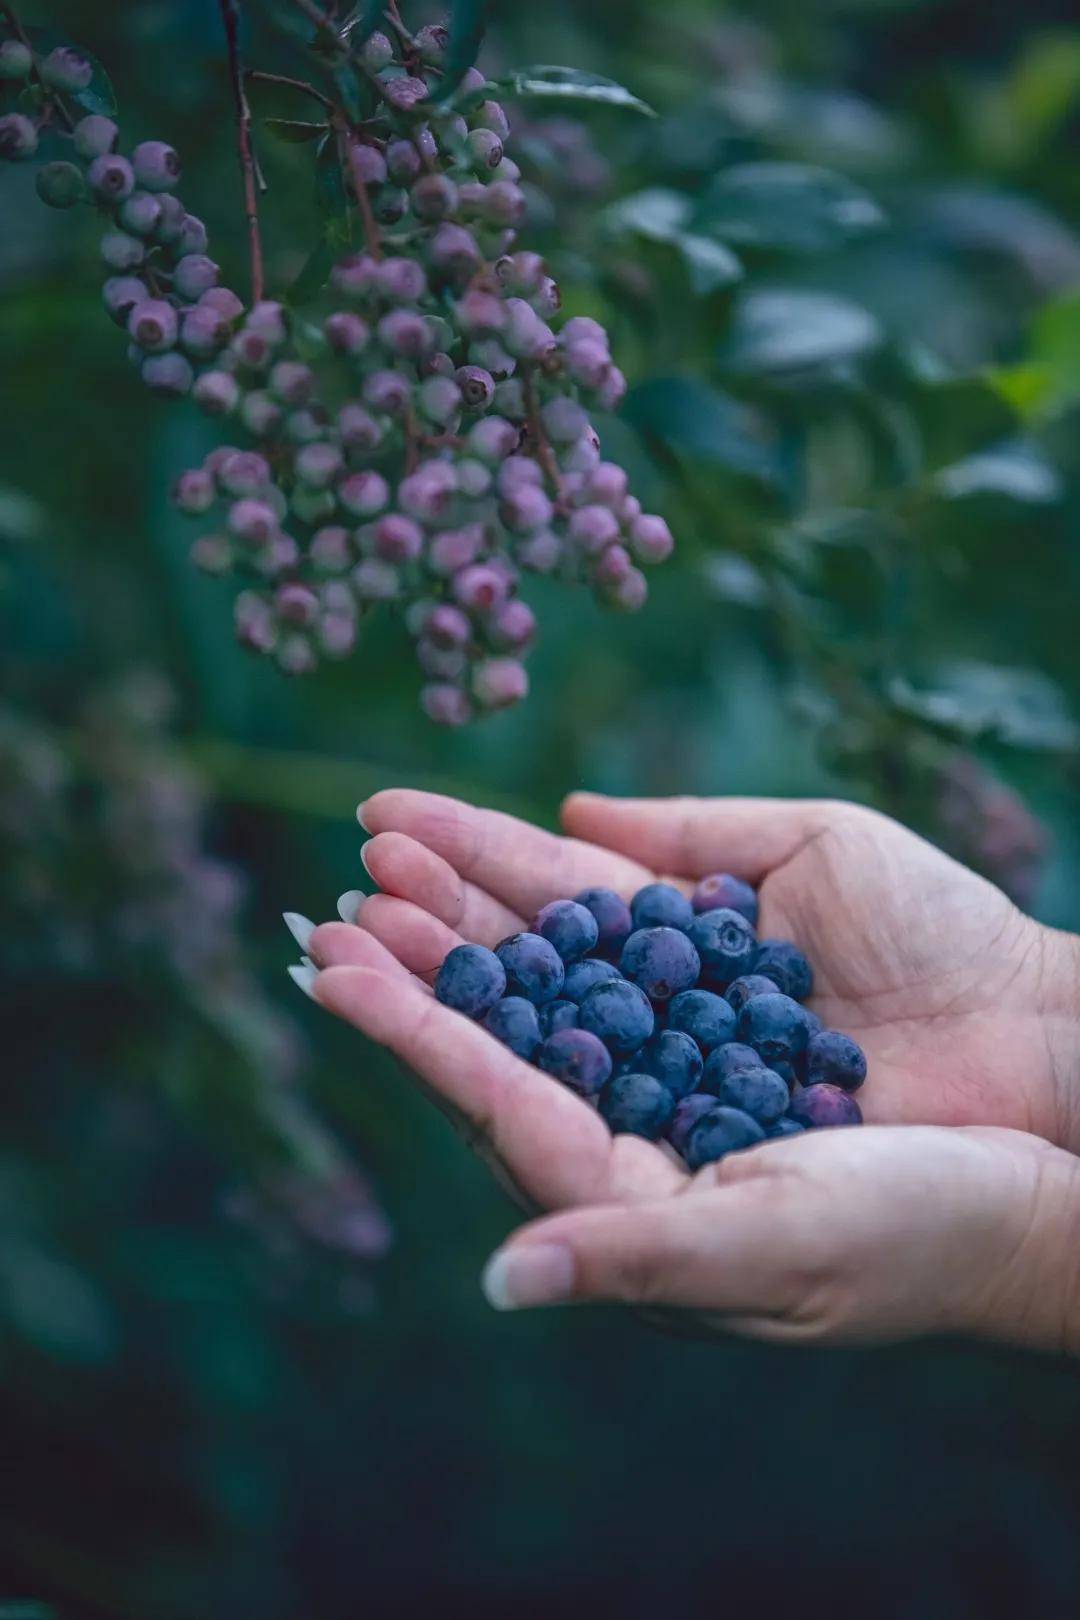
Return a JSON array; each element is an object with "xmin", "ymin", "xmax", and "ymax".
[
  {"xmin": 341, "ymin": 1, "xmax": 388, "ymax": 46},
  {"xmin": 888, "ymin": 664, "xmax": 1078, "ymax": 752},
  {"xmin": 286, "ymin": 239, "xmax": 337, "ymax": 308},
  {"xmin": 431, "ymin": 0, "xmax": 495, "ymax": 103},
  {"xmin": 601, "ymin": 189, "xmax": 742, "ymax": 295},
  {"xmin": 677, "ymin": 235, "xmax": 743, "ymax": 296},
  {"xmin": 695, "ymin": 162, "xmax": 885, "ymax": 253},
  {"xmin": 497, "ymin": 65, "xmax": 656, "ymax": 118},
  {"xmin": 933, "ymin": 442, "xmax": 1063, "ymax": 505},
  {"xmin": 623, "ymin": 376, "xmax": 788, "ymax": 489},
  {"xmin": 263, "ymin": 118, "xmax": 329, "ymax": 143},
  {"xmin": 26, "ymin": 28, "xmax": 116, "ymax": 117},
  {"xmin": 719, "ymin": 289, "xmax": 882, "ymax": 378}
]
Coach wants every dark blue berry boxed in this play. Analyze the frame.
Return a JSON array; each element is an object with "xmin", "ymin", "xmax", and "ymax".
[
  {"xmin": 636, "ymin": 1029, "xmax": 704, "ymax": 1100},
  {"xmin": 562, "ymin": 958, "xmax": 622, "ymax": 1004},
  {"xmin": 630, "ymin": 882, "xmax": 694, "ymax": 932},
  {"xmin": 715, "ymin": 1064, "xmax": 790, "ymax": 1128},
  {"xmin": 686, "ymin": 907, "xmax": 757, "ymax": 987},
  {"xmin": 574, "ymin": 887, "xmax": 633, "ymax": 960},
  {"xmin": 806, "ymin": 1030, "xmax": 867, "ymax": 1092},
  {"xmin": 701, "ymin": 1042, "xmax": 764, "ymax": 1096},
  {"xmin": 788, "ymin": 1084, "xmax": 863, "ymax": 1129},
  {"xmin": 686, "ymin": 1107, "xmax": 765, "ymax": 1171},
  {"xmin": 532, "ymin": 899, "xmax": 599, "ymax": 963},
  {"xmin": 598, "ymin": 1072, "xmax": 676, "ymax": 1140},
  {"xmin": 579, "ymin": 979, "xmax": 655, "ymax": 1056},
  {"xmin": 668, "ymin": 1094, "xmax": 717, "ymax": 1159},
  {"xmin": 537, "ymin": 1028, "xmax": 612, "ymax": 1097},
  {"xmin": 724, "ymin": 974, "xmax": 781, "ymax": 1014},
  {"xmin": 620, "ymin": 927, "xmax": 700, "ymax": 1002},
  {"xmin": 435, "ymin": 943, "xmax": 507, "ymax": 1018},
  {"xmin": 495, "ymin": 932, "xmax": 566, "ymax": 1005},
  {"xmin": 691, "ymin": 872, "xmax": 759, "ymax": 927},
  {"xmin": 768, "ymin": 1118, "xmax": 807, "ymax": 1139},
  {"xmin": 737, "ymin": 992, "xmax": 813, "ymax": 1068},
  {"xmin": 539, "ymin": 999, "xmax": 579, "ymax": 1038},
  {"xmin": 667, "ymin": 989, "xmax": 737, "ymax": 1054},
  {"xmin": 754, "ymin": 940, "xmax": 814, "ymax": 1001},
  {"xmin": 483, "ymin": 996, "xmax": 542, "ymax": 1061}
]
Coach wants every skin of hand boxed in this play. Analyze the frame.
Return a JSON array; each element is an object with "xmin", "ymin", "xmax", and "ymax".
[{"xmin": 292, "ymin": 789, "xmax": 1080, "ymax": 1351}]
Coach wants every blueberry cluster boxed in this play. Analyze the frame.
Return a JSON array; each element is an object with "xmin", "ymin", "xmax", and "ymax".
[
  {"xmin": 435, "ymin": 874, "xmax": 865, "ymax": 1170},
  {"xmin": 1, "ymin": 20, "xmax": 675, "ymax": 722}
]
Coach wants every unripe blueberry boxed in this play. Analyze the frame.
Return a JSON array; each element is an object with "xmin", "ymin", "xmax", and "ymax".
[
  {"xmin": 468, "ymin": 337, "xmax": 516, "ymax": 379},
  {"xmin": 492, "ymin": 378, "xmax": 525, "ymax": 421},
  {"xmin": 374, "ymin": 513, "xmax": 424, "ymax": 563},
  {"xmin": 128, "ymin": 299, "xmax": 179, "ymax": 354},
  {"xmin": 455, "ymin": 180, "xmax": 488, "ymax": 219},
  {"xmin": 532, "ymin": 278, "xmax": 562, "ymax": 318},
  {"xmin": 277, "ymin": 633, "xmax": 317, "ymax": 677},
  {"xmin": 88, "ymin": 154, "xmax": 135, "ymax": 201},
  {"xmin": 455, "ymin": 457, "xmax": 493, "ymax": 498},
  {"xmin": 488, "ymin": 599, "xmax": 536, "ymax": 650},
  {"xmin": 180, "ymin": 302, "xmax": 229, "ymax": 359},
  {"xmin": 228, "ymin": 498, "xmax": 277, "ymax": 545},
  {"xmin": 100, "ymin": 230, "xmax": 145, "ymax": 271},
  {"xmin": 468, "ymin": 415, "xmax": 518, "ymax": 463},
  {"xmin": 563, "ymin": 316, "xmax": 609, "ymax": 349},
  {"xmin": 231, "ymin": 328, "xmax": 272, "ymax": 372},
  {"xmin": 386, "ymin": 138, "xmax": 421, "ymax": 185},
  {"xmin": 362, "ymin": 30, "xmax": 394, "ymax": 69},
  {"xmin": 593, "ymin": 543, "xmax": 633, "ymax": 587},
  {"xmin": 453, "ymin": 564, "xmax": 509, "ymax": 613},
  {"xmin": 331, "ymin": 252, "xmax": 379, "ymax": 301},
  {"xmin": 423, "ymin": 351, "xmax": 455, "ymax": 380},
  {"xmin": 40, "ymin": 46, "xmax": 92, "ymax": 92},
  {"xmin": 352, "ymin": 558, "xmax": 401, "ymax": 602},
  {"xmin": 453, "ymin": 365, "xmax": 495, "ymax": 412},
  {"xmin": 311, "ymin": 526, "xmax": 353, "ymax": 572},
  {"xmin": 0, "ymin": 39, "xmax": 33, "ymax": 80},
  {"xmin": 141, "ymin": 352, "xmax": 194, "ymax": 396},
  {"xmin": 503, "ymin": 298, "xmax": 554, "ymax": 361},
  {"xmin": 338, "ymin": 403, "xmax": 383, "ymax": 452},
  {"xmin": 0, "ymin": 112, "xmax": 37, "ymax": 162},
  {"xmin": 270, "ymin": 361, "xmax": 314, "ymax": 406},
  {"xmin": 484, "ymin": 180, "xmax": 527, "ymax": 227},
  {"xmin": 371, "ymin": 183, "xmax": 406, "ymax": 223},
  {"xmin": 384, "ymin": 75, "xmax": 428, "ymax": 111},
  {"xmin": 193, "ymin": 369, "xmax": 240, "ymax": 416},
  {"xmin": 430, "ymin": 223, "xmax": 481, "ymax": 278},
  {"xmin": 319, "ymin": 611, "xmax": 358, "ymax": 658},
  {"xmin": 240, "ymin": 390, "xmax": 283, "ymax": 438},
  {"xmin": 417, "ymin": 640, "xmax": 467, "ymax": 680},
  {"xmin": 466, "ymin": 128, "xmax": 503, "ymax": 171},
  {"xmin": 620, "ymin": 495, "xmax": 643, "ymax": 525},
  {"xmin": 497, "ymin": 455, "xmax": 544, "ymax": 495},
  {"xmin": 493, "ymin": 156, "xmax": 522, "ymax": 183},
  {"xmin": 176, "ymin": 214, "xmax": 209, "ymax": 256},
  {"xmin": 418, "ymin": 374, "xmax": 462, "ymax": 426},
  {"xmin": 291, "ymin": 484, "xmax": 336, "ymax": 525},
  {"xmin": 275, "ymin": 582, "xmax": 319, "ymax": 627},
  {"xmin": 378, "ymin": 308, "xmax": 434, "ymax": 359},
  {"xmin": 563, "ymin": 430, "xmax": 602, "ymax": 473},
  {"xmin": 455, "ymin": 288, "xmax": 507, "ymax": 336},
  {"xmin": 376, "ymin": 255, "xmax": 428, "ymax": 303},
  {"xmin": 422, "ymin": 683, "xmax": 472, "ymax": 727},
  {"xmin": 199, "ymin": 286, "xmax": 245, "ymax": 324},
  {"xmin": 338, "ymin": 470, "xmax": 390, "ymax": 518},
  {"xmin": 103, "ymin": 275, "xmax": 148, "ymax": 326},
  {"xmin": 541, "ymin": 398, "xmax": 588, "ymax": 446},
  {"xmin": 428, "ymin": 525, "xmax": 483, "ymax": 576},
  {"xmin": 295, "ymin": 441, "xmax": 344, "ymax": 490},
  {"xmin": 325, "ymin": 311, "xmax": 369, "ymax": 356},
  {"xmin": 496, "ymin": 251, "xmax": 545, "ymax": 294},
  {"xmin": 247, "ymin": 300, "xmax": 289, "ymax": 342},
  {"xmin": 608, "ymin": 566, "xmax": 648, "ymax": 611},
  {"xmin": 349, "ymin": 141, "xmax": 387, "ymax": 188},
  {"xmin": 518, "ymin": 530, "xmax": 564, "ymax": 574},
  {"xmin": 36, "ymin": 161, "xmax": 85, "ymax": 209},
  {"xmin": 257, "ymin": 532, "xmax": 301, "ymax": 577},
  {"xmin": 119, "ymin": 190, "xmax": 164, "ymax": 236},
  {"xmin": 286, "ymin": 404, "xmax": 327, "ymax": 442},
  {"xmin": 473, "ymin": 100, "xmax": 510, "ymax": 140},
  {"xmin": 422, "ymin": 605, "xmax": 469, "ymax": 651},
  {"xmin": 72, "ymin": 114, "xmax": 118, "ymax": 159},
  {"xmin": 131, "ymin": 140, "xmax": 182, "ymax": 193},
  {"xmin": 204, "ymin": 444, "xmax": 244, "ymax": 479},
  {"xmin": 411, "ymin": 172, "xmax": 458, "ymax": 222},
  {"xmin": 172, "ymin": 468, "xmax": 216, "ymax": 515},
  {"xmin": 598, "ymin": 366, "xmax": 628, "ymax": 411},
  {"xmin": 235, "ymin": 590, "xmax": 277, "ymax": 652},
  {"xmin": 415, "ymin": 23, "xmax": 449, "ymax": 62},
  {"xmin": 629, "ymin": 514, "xmax": 674, "ymax": 566},
  {"xmin": 565, "ymin": 338, "xmax": 611, "ymax": 390},
  {"xmin": 190, "ymin": 533, "xmax": 232, "ymax": 574},
  {"xmin": 502, "ymin": 485, "xmax": 554, "ymax": 534},
  {"xmin": 582, "ymin": 462, "xmax": 629, "ymax": 508},
  {"xmin": 473, "ymin": 657, "xmax": 528, "ymax": 711},
  {"xmin": 399, "ymin": 460, "xmax": 456, "ymax": 522},
  {"xmin": 569, "ymin": 504, "xmax": 620, "ymax": 555},
  {"xmin": 154, "ymin": 193, "xmax": 187, "ymax": 245},
  {"xmin": 173, "ymin": 254, "xmax": 220, "ymax": 301},
  {"xmin": 363, "ymin": 369, "xmax": 412, "ymax": 416},
  {"xmin": 219, "ymin": 451, "xmax": 271, "ymax": 497}
]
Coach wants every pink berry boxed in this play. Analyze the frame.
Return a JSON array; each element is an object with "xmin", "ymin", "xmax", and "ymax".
[
  {"xmin": 338, "ymin": 471, "xmax": 390, "ymax": 519},
  {"xmin": 128, "ymin": 299, "xmax": 179, "ymax": 354},
  {"xmin": 421, "ymin": 684, "xmax": 472, "ymax": 727},
  {"xmin": 131, "ymin": 140, "xmax": 182, "ymax": 193},
  {"xmin": 473, "ymin": 657, "xmax": 528, "ymax": 711}
]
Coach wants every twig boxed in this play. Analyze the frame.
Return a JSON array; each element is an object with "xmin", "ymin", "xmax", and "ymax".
[
  {"xmin": 245, "ymin": 68, "xmax": 335, "ymax": 112},
  {"xmin": 292, "ymin": 0, "xmax": 341, "ymax": 44},
  {"xmin": 219, "ymin": 0, "xmax": 266, "ymax": 306},
  {"xmin": 334, "ymin": 114, "xmax": 383, "ymax": 260},
  {"xmin": 522, "ymin": 365, "xmax": 567, "ymax": 505}
]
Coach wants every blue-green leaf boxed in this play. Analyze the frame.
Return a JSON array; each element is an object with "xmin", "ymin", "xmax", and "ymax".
[
  {"xmin": 431, "ymin": 0, "xmax": 494, "ymax": 103},
  {"xmin": 624, "ymin": 376, "xmax": 787, "ymax": 489},
  {"xmin": 601, "ymin": 190, "xmax": 742, "ymax": 295},
  {"xmin": 695, "ymin": 163, "xmax": 885, "ymax": 254},
  {"xmin": 263, "ymin": 118, "xmax": 329, "ymax": 143},
  {"xmin": 286, "ymin": 240, "xmax": 337, "ymax": 308},
  {"xmin": 720, "ymin": 289, "xmax": 882, "ymax": 378},
  {"xmin": 497, "ymin": 65, "xmax": 656, "ymax": 118}
]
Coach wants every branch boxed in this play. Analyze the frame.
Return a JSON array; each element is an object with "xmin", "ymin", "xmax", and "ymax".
[
  {"xmin": 334, "ymin": 115, "xmax": 383, "ymax": 261},
  {"xmin": 522, "ymin": 365, "xmax": 567, "ymax": 506},
  {"xmin": 245, "ymin": 68, "xmax": 335, "ymax": 112},
  {"xmin": 291, "ymin": 0, "xmax": 341, "ymax": 44},
  {"xmin": 219, "ymin": 0, "xmax": 266, "ymax": 306}
]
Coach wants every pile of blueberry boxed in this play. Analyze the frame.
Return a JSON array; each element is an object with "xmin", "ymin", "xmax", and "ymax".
[
  {"xmin": 0, "ymin": 17, "xmax": 673, "ymax": 724},
  {"xmin": 435, "ymin": 876, "xmax": 864, "ymax": 1170}
]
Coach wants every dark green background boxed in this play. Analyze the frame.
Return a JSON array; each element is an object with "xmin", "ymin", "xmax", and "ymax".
[{"xmin": 2, "ymin": 1, "xmax": 1079, "ymax": 1615}]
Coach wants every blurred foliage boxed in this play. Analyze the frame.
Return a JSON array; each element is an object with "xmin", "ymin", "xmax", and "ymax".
[{"xmin": 1, "ymin": 0, "xmax": 1079, "ymax": 1615}]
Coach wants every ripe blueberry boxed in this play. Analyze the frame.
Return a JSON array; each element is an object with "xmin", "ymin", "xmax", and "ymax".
[
  {"xmin": 537, "ymin": 1028, "xmax": 612, "ymax": 1098},
  {"xmin": 562, "ymin": 958, "xmax": 622, "ymax": 1004},
  {"xmin": 131, "ymin": 140, "xmax": 182, "ymax": 192},
  {"xmin": 598, "ymin": 1073, "xmax": 675, "ymax": 1141},
  {"xmin": 574, "ymin": 888, "xmax": 633, "ymax": 961},
  {"xmin": 668, "ymin": 1094, "xmax": 717, "ymax": 1159},
  {"xmin": 685, "ymin": 1107, "xmax": 765, "ymax": 1171},
  {"xmin": 806, "ymin": 1030, "xmax": 867, "ymax": 1093},
  {"xmin": 483, "ymin": 996, "xmax": 542, "ymax": 1061},
  {"xmin": 788, "ymin": 1084, "xmax": 863, "ymax": 1130},
  {"xmin": 495, "ymin": 932, "xmax": 565, "ymax": 1005},
  {"xmin": 435, "ymin": 942, "xmax": 506, "ymax": 1017},
  {"xmin": 754, "ymin": 940, "xmax": 814, "ymax": 1001},
  {"xmin": 724, "ymin": 974, "xmax": 781, "ymax": 1014},
  {"xmin": 691, "ymin": 872, "xmax": 758, "ymax": 926},
  {"xmin": 630, "ymin": 882, "xmax": 693, "ymax": 932},
  {"xmin": 578, "ymin": 978, "xmax": 655, "ymax": 1056},
  {"xmin": 686, "ymin": 907, "xmax": 757, "ymax": 987},
  {"xmin": 620, "ymin": 927, "xmax": 701, "ymax": 1003},
  {"xmin": 532, "ymin": 900, "xmax": 599, "ymax": 964},
  {"xmin": 737, "ymin": 992, "xmax": 813, "ymax": 1069},
  {"xmin": 767, "ymin": 1118, "xmax": 806, "ymax": 1139},
  {"xmin": 667, "ymin": 989, "xmax": 737, "ymax": 1054},
  {"xmin": 701, "ymin": 1042, "xmax": 765, "ymax": 1097},
  {"xmin": 539, "ymin": 999, "xmax": 579, "ymax": 1038},
  {"xmin": 637, "ymin": 1029, "xmax": 703, "ymax": 1100},
  {"xmin": 714, "ymin": 1064, "xmax": 790, "ymax": 1128}
]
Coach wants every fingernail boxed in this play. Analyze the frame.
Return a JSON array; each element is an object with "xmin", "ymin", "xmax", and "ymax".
[
  {"xmin": 359, "ymin": 843, "xmax": 373, "ymax": 877},
  {"xmin": 481, "ymin": 1243, "xmax": 575, "ymax": 1311},
  {"xmin": 287, "ymin": 963, "xmax": 319, "ymax": 1002},
  {"xmin": 337, "ymin": 889, "xmax": 366, "ymax": 924},
  {"xmin": 283, "ymin": 911, "xmax": 315, "ymax": 952},
  {"xmin": 357, "ymin": 801, "xmax": 371, "ymax": 832}
]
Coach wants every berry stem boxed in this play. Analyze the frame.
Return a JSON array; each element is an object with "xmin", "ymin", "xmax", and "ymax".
[
  {"xmin": 521, "ymin": 364, "xmax": 567, "ymax": 506},
  {"xmin": 335, "ymin": 114, "xmax": 383, "ymax": 261},
  {"xmin": 245, "ymin": 69, "xmax": 335, "ymax": 112},
  {"xmin": 220, "ymin": 0, "xmax": 266, "ymax": 307}
]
